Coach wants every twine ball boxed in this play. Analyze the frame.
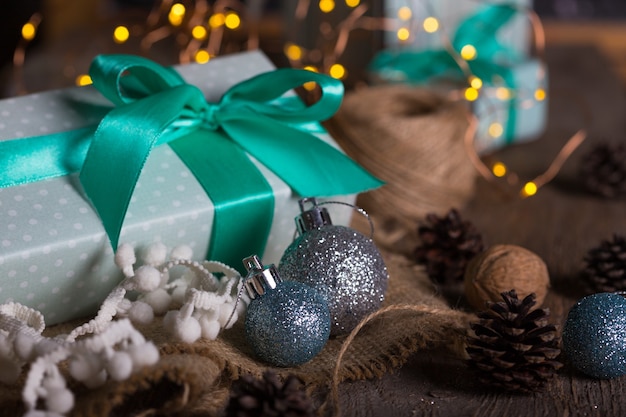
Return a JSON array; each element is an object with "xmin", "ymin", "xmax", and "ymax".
[
  {"xmin": 332, "ymin": 85, "xmax": 477, "ymax": 226},
  {"xmin": 464, "ymin": 244, "xmax": 550, "ymax": 310}
]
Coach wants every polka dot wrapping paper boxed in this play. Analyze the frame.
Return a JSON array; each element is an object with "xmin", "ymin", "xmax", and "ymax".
[{"xmin": 0, "ymin": 51, "xmax": 355, "ymax": 325}]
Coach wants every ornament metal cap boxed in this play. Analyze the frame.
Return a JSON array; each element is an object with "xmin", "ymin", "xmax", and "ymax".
[
  {"xmin": 295, "ymin": 197, "xmax": 333, "ymax": 235},
  {"xmin": 242, "ymin": 255, "xmax": 282, "ymax": 300}
]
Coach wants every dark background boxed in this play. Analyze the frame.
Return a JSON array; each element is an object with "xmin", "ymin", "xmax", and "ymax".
[{"xmin": 0, "ymin": 0, "xmax": 624, "ymax": 94}]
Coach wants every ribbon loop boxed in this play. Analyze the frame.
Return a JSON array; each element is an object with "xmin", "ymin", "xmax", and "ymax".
[{"xmin": 90, "ymin": 54, "xmax": 186, "ymax": 105}]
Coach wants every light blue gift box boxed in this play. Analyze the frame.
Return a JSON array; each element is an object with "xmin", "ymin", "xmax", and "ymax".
[
  {"xmin": 382, "ymin": 0, "xmax": 531, "ymax": 57},
  {"xmin": 0, "ymin": 51, "xmax": 372, "ymax": 325},
  {"xmin": 369, "ymin": 2, "xmax": 547, "ymax": 154}
]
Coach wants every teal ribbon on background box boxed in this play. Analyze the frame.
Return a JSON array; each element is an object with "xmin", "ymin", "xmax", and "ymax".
[
  {"xmin": 369, "ymin": 4, "xmax": 547, "ymax": 151},
  {"xmin": 0, "ymin": 54, "xmax": 382, "ymax": 271}
]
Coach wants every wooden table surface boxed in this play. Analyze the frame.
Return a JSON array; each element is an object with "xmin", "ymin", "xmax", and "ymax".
[{"xmin": 333, "ymin": 44, "xmax": 626, "ymax": 417}]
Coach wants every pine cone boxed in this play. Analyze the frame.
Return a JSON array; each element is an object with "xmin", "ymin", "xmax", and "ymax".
[
  {"xmin": 582, "ymin": 234, "xmax": 626, "ymax": 293},
  {"xmin": 414, "ymin": 208, "xmax": 485, "ymax": 285},
  {"xmin": 466, "ymin": 290, "xmax": 563, "ymax": 393},
  {"xmin": 580, "ymin": 141, "xmax": 626, "ymax": 198},
  {"xmin": 225, "ymin": 371, "xmax": 314, "ymax": 417}
]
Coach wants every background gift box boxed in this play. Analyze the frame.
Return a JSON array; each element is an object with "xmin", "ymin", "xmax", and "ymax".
[
  {"xmin": 383, "ymin": 0, "xmax": 531, "ymax": 56},
  {"xmin": 0, "ymin": 50, "xmax": 365, "ymax": 325},
  {"xmin": 369, "ymin": 2, "xmax": 547, "ymax": 154}
]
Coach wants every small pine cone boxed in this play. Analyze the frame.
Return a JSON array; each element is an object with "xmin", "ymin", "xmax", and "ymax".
[
  {"xmin": 414, "ymin": 208, "xmax": 485, "ymax": 285},
  {"xmin": 225, "ymin": 371, "xmax": 314, "ymax": 417},
  {"xmin": 466, "ymin": 290, "xmax": 563, "ymax": 393},
  {"xmin": 580, "ymin": 141, "xmax": 626, "ymax": 198},
  {"xmin": 582, "ymin": 234, "xmax": 626, "ymax": 293}
]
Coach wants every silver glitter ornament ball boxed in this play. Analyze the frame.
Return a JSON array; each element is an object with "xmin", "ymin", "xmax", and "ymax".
[
  {"xmin": 278, "ymin": 199, "xmax": 388, "ymax": 336},
  {"xmin": 563, "ymin": 292, "xmax": 626, "ymax": 379},
  {"xmin": 242, "ymin": 255, "xmax": 330, "ymax": 367}
]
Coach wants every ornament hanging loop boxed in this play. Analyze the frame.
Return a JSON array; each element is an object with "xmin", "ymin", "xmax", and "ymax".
[{"xmin": 315, "ymin": 198, "xmax": 375, "ymax": 239}]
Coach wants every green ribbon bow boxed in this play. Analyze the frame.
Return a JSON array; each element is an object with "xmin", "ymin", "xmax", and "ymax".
[
  {"xmin": 369, "ymin": 4, "xmax": 521, "ymax": 140},
  {"xmin": 1, "ymin": 54, "xmax": 382, "ymax": 269}
]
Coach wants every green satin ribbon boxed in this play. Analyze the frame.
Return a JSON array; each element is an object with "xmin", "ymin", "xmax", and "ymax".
[
  {"xmin": 1, "ymin": 54, "xmax": 383, "ymax": 270},
  {"xmin": 369, "ymin": 4, "xmax": 520, "ymax": 141}
]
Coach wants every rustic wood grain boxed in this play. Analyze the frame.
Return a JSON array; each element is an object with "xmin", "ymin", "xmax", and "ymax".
[{"xmin": 334, "ymin": 45, "xmax": 626, "ymax": 417}]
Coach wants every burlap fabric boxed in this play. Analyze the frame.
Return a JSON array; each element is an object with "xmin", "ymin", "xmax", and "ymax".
[{"xmin": 0, "ymin": 86, "xmax": 476, "ymax": 416}]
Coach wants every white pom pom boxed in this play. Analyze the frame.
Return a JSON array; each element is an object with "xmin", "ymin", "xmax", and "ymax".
[
  {"xmin": 45, "ymin": 387, "xmax": 75, "ymax": 414},
  {"xmin": 68, "ymin": 353, "xmax": 101, "ymax": 383},
  {"xmin": 34, "ymin": 339, "xmax": 61, "ymax": 357},
  {"xmin": 42, "ymin": 374, "xmax": 66, "ymax": 391},
  {"xmin": 141, "ymin": 288, "xmax": 172, "ymax": 315},
  {"xmin": 84, "ymin": 369, "xmax": 107, "ymax": 389},
  {"xmin": 217, "ymin": 303, "xmax": 238, "ymax": 328},
  {"xmin": 128, "ymin": 301, "xmax": 154, "ymax": 325},
  {"xmin": 115, "ymin": 243, "xmax": 136, "ymax": 277},
  {"xmin": 127, "ymin": 342, "xmax": 159, "ymax": 369},
  {"xmin": 166, "ymin": 312, "xmax": 201, "ymax": 343},
  {"xmin": 14, "ymin": 332, "xmax": 36, "ymax": 361},
  {"xmin": 0, "ymin": 357, "xmax": 22, "ymax": 384},
  {"xmin": 170, "ymin": 245, "xmax": 193, "ymax": 260},
  {"xmin": 170, "ymin": 285, "xmax": 188, "ymax": 306},
  {"xmin": 133, "ymin": 265, "xmax": 161, "ymax": 293},
  {"xmin": 163, "ymin": 310, "xmax": 178, "ymax": 332},
  {"xmin": 106, "ymin": 351, "xmax": 133, "ymax": 381},
  {"xmin": 0, "ymin": 335, "xmax": 12, "ymax": 356},
  {"xmin": 143, "ymin": 242, "xmax": 167, "ymax": 266},
  {"xmin": 199, "ymin": 315, "xmax": 221, "ymax": 340},
  {"xmin": 178, "ymin": 316, "xmax": 202, "ymax": 343}
]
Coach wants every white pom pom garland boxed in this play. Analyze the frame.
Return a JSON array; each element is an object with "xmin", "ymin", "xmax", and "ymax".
[{"xmin": 1, "ymin": 242, "xmax": 246, "ymax": 417}]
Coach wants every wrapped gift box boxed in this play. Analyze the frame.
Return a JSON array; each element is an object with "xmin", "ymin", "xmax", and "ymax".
[
  {"xmin": 383, "ymin": 0, "xmax": 531, "ymax": 57},
  {"xmin": 471, "ymin": 59, "xmax": 547, "ymax": 153},
  {"xmin": 369, "ymin": 53, "xmax": 547, "ymax": 154},
  {"xmin": 370, "ymin": 1, "xmax": 546, "ymax": 153},
  {"xmin": 0, "ymin": 51, "xmax": 363, "ymax": 324}
]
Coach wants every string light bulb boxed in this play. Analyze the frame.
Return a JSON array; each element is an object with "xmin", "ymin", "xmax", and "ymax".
[
  {"xmin": 534, "ymin": 88, "xmax": 546, "ymax": 101},
  {"xmin": 76, "ymin": 74, "xmax": 92, "ymax": 87},
  {"xmin": 319, "ymin": 0, "xmax": 335, "ymax": 13},
  {"xmin": 191, "ymin": 25, "xmax": 207, "ymax": 40},
  {"xmin": 423, "ymin": 17, "xmax": 439, "ymax": 33},
  {"xmin": 398, "ymin": 7, "xmax": 412, "ymax": 20},
  {"xmin": 113, "ymin": 26, "xmax": 130, "ymax": 44},
  {"xmin": 492, "ymin": 162, "xmax": 507, "ymax": 177},
  {"xmin": 194, "ymin": 50, "xmax": 210, "ymax": 64},
  {"xmin": 469, "ymin": 76, "xmax": 482, "ymax": 90},
  {"xmin": 329, "ymin": 63, "xmax": 346, "ymax": 79},
  {"xmin": 488, "ymin": 122, "xmax": 503, "ymax": 138},
  {"xmin": 168, "ymin": 3, "xmax": 185, "ymax": 26},
  {"xmin": 209, "ymin": 13, "xmax": 225, "ymax": 28},
  {"xmin": 397, "ymin": 27, "xmax": 410, "ymax": 41},
  {"xmin": 521, "ymin": 181, "xmax": 538, "ymax": 197},
  {"xmin": 345, "ymin": 0, "xmax": 360, "ymax": 7},
  {"xmin": 285, "ymin": 44, "xmax": 303, "ymax": 61},
  {"xmin": 460, "ymin": 44, "xmax": 477, "ymax": 60},
  {"xmin": 21, "ymin": 22, "xmax": 37, "ymax": 41},
  {"xmin": 464, "ymin": 87, "xmax": 479, "ymax": 101},
  {"xmin": 496, "ymin": 87, "xmax": 512, "ymax": 100},
  {"xmin": 224, "ymin": 13, "xmax": 241, "ymax": 30}
]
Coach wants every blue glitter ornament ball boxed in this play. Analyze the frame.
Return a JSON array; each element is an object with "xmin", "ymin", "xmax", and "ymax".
[
  {"xmin": 242, "ymin": 256, "xmax": 330, "ymax": 368},
  {"xmin": 562, "ymin": 292, "xmax": 626, "ymax": 379}
]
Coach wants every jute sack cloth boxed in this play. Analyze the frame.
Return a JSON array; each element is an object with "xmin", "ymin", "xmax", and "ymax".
[{"xmin": 0, "ymin": 248, "xmax": 472, "ymax": 416}]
